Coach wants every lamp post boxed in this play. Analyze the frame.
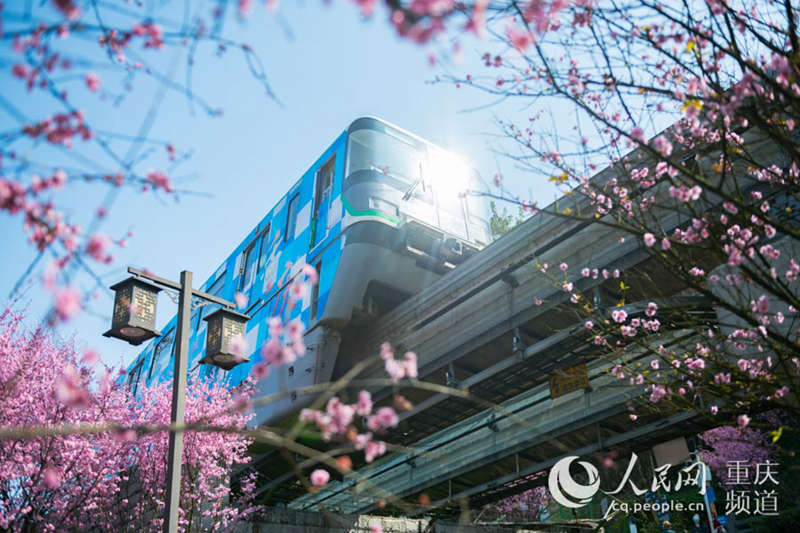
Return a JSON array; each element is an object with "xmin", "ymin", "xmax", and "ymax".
[{"xmin": 106, "ymin": 266, "xmax": 249, "ymax": 533}]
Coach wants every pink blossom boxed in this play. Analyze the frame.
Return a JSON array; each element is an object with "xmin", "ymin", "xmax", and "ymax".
[
  {"xmin": 365, "ymin": 439, "xmax": 387, "ymax": 463},
  {"xmin": 289, "ymin": 280, "xmax": 307, "ymax": 302},
  {"xmin": 286, "ymin": 318, "xmax": 305, "ymax": 342},
  {"xmin": 354, "ymin": 0, "xmax": 376, "ymax": 16},
  {"xmin": 261, "ymin": 338, "xmax": 283, "ymax": 365},
  {"xmin": 86, "ymin": 233, "xmax": 112, "ymax": 263},
  {"xmin": 310, "ymin": 469, "xmax": 330, "ymax": 487},
  {"xmin": 280, "ymin": 345, "xmax": 297, "ymax": 364},
  {"xmin": 786, "ymin": 259, "xmax": 799, "ymax": 281},
  {"xmin": 51, "ymin": 169, "xmax": 67, "ymax": 189},
  {"xmin": 611, "ymin": 309, "xmax": 627, "ymax": 323},
  {"xmin": 367, "ymin": 407, "xmax": 399, "ymax": 432},
  {"xmin": 230, "ymin": 335, "xmax": 248, "ymax": 362},
  {"xmin": 653, "ymin": 135, "xmax": 673, "ymax": 156},
  {"xmin": 356, "ymin": 390, "xmax": 373, "ymax": 416},
  {"xmin": 751, "ymin": 295, "xmax": 770, "ymax": 314},
  {"xmin": 384, "ymin": 357, "xmax": 405, "ymax": 383},
  {"xmin": 52, "ymin": 0, "xmax": 80, "ymax": 19},
  {"xmin": 12, "ymin": 64, "xmax": 29, "ymax": 79},
  {"xmin": 43, "ymin": 467, "xmax": 61, "ymax": 489},
  {"xmin": 55, "ymin": 365, "xmax": 89, "ymax": 407},
  {"xmin": 146, "ymin": 170, "xmax": 173, "ymax": 192},
  {"xmin": 738, "ymin": 414, "xmax": 750, "ymax": 428},
  {"xmin": 238, "ymin": 0, "xmax": 254, "ymax": 17},
  {"xmin": 687, "ymin": 357, "xmax": 706, "ymax": 372},
  {"xmin": 649, "ymin": 384, "xmax": 667, "ymax": 403},
  {"xmin": 302, "ymin": 263, "xmax": 319, "ymax": 284},
  {"xmin": 85, "ymin": 72, "xmax": 102, "ymax": 91},
  {"xmin": 643, "ymin": 233, "xmax": 655, "ymax": 247},
  {"xmin": 53, "ymin": 286, "xmax": 81, "ymax": 321},
  {"xmin": 403, "ymin": 351, "xmax": 418, "ymax": 379},
  {"xmin": 326, "ymin": 397, "xmax": 355, "ymax": 433},
  {"xmin": 235, "ymin": 292, "xmax": 248, "ymax": 309},
  {"xmin": 292, "ymin": 338, "xmax": 306, "ymax": 357},
  {"xmin": 251, "ymin": 362, "xmax": 269, "ymax": 380},
  {"xmin": 82, "ymin": 349, "xmax": 100, "ymax": 365},
  {"xmin": 380, "ymin": 341, "xmax": 395, "ymax": 360},
  {"xmin": 506, "ymin": 24, "xmax": 533, "ymax": 51},
  {"xmin": 714, "ymin": 373, "xmax": 731, "ymax": 384},
  {"xmin": 268, "ymin": 316, "xmax": 283, "ymax": 337}
]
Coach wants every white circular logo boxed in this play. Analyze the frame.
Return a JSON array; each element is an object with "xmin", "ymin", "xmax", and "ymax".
[{"xmin": 548, "ymin": 456, "xmax": 601, "ymax": 508}]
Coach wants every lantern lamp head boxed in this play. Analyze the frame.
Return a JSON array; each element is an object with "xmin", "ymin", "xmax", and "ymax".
[
  {"xmin": 201, "ymin": 308, "xmax": 250, "ymax": 370},
  {"xmin": 104, "ymin": 277, "xmax": 162, "ymax": 346}
]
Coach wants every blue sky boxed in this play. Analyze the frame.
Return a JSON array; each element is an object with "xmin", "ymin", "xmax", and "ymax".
[{"xmin": 0, "ymin": 2, "xmax": 559, "ymax": 367}]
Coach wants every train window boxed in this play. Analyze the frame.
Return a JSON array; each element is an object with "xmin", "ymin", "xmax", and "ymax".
[
  {"xmin": 285, "ymin": 193, "xmax": 300, "ymax": 242},
  {"xmin": 127, "ymin": 358, "xmax": 145, "ymax": 395},
  {"xmin": 239, "ymin": 240, "xmax": 257, "ymax": 291},
  {"xmin": 316, "ymin": 157, "xmax": 335, "ymax": 197},
  {"xmin": 310, "ymin": 261, "xmax": 322, "ymax": 319},
  {"xmin": 257, "ymin": 223, "xmax": 271, "ymax": 270},
  {"xmin": 311, "ymin": 156, "xmax": 335, "ymax": 248},
  {"xmin": 346, "ymin": 128, "xmax": 425, "ymax": 184}
]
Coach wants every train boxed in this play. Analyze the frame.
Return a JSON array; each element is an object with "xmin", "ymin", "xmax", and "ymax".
[{"xmin": 123, "ymin": 116, "xmax": 492, "ymax": 425}]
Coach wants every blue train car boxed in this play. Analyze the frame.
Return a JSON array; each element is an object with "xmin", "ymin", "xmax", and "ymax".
[{"xmin": 124, "ymin": 117, "xmax": 492, "ymax": 425}]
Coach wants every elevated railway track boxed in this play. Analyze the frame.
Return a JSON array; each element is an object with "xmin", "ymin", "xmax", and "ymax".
[{"xmin": 251, "ymin": 129, "xmax": 777, "ymax": 513}]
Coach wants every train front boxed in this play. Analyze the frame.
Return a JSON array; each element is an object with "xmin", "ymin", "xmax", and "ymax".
[{"xmin": 320, "ymin": 116, "xmax": 492, "ymax": 329}]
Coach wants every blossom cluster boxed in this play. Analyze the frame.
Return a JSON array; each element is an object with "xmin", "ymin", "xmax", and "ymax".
[{"xmin": 0, "ymin": 307, "xmax": 258, "ymax": 531}]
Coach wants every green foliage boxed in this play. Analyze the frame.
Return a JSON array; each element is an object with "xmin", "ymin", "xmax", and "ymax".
[{"xmin": 489, "ymin": 200, "xmax": 527, "ymax": 240}]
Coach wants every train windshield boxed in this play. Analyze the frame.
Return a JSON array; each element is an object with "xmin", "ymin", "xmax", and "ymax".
[
  {"xmin": 346, "ymin": 119, "xmax": 492, "ymax": 244},
  {"xmin": 426, "ymin": 148, "xmax": 472, "ymax": 195},
  {"xmin": 347, "ymin": 127, "xmax": 426, "ymax": 183}
]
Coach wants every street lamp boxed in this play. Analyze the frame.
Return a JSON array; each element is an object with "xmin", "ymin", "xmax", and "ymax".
[
  {"xmin": 201, "ymin": 308, "xmax": 250, "ymax": 370},
  {"xmin": 105, "ymin": 267, "xmax": 250, "ymax": 533},
  {"xmin": 103, "ymin": 277, "xmax": 162, "ymax": 345}
]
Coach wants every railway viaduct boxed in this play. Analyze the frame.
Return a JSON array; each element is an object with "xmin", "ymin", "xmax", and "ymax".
[{"xmin": 248, "ymin": 129, "xmax": 778, "ymax": 522}]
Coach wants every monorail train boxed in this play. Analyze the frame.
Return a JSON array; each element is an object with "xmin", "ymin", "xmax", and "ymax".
[{"xmin": 123, "ymin": 117, "xmax": 492, "ymax": 425}]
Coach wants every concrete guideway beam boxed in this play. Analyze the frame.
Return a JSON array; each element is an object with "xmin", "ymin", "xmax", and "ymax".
[{"xmin": 290, "ymin": 329, "xmax": 694, "ymax": 514}]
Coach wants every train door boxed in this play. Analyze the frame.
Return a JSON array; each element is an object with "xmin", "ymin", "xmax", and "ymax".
[{"xmin": 311, "ymin": 155, "xmax": 335, "ymax": 249}]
